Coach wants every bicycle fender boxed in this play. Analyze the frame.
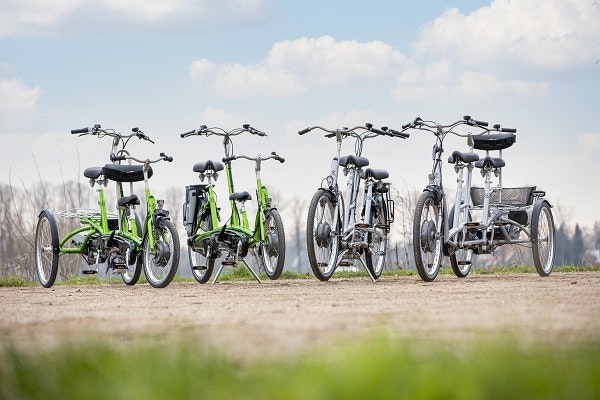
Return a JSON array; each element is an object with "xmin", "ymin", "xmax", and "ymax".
[
  {"xmin": 424, "ymin": 185, "xmax": 444, "ymax": 205},
  {"xmin": 152, "ymin": 209, "xmax": 170, "ymax": 226}
]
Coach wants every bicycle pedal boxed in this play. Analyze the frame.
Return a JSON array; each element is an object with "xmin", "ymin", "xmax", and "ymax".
[
  {"xmin": 457, "ymin": 261, "xmax": 472, "ymax": 265},
  {"xmin": 222, "ymin": 259, "xmax": 236, "ymax": 266},
  {"xmin": 112, "ymin": 265, "xmax": 127, "ymax": 274},
  {"xmin": 355, "ymin": 223, "xmax": 370, "ymax": 229},
  {"xmin": 465, "ymin": 222, "xmax": 480, "ymax": 228},
  {"xmin": 192, "ymin": 265, "xmax": 207, "ymax": 271},
  {"xmin": 82, "ymin": 269, "xmax": 98, "ymax": 275},
  {"xmin": 338, "ymin": 261, "xmax": 352, "ymax": 266}
]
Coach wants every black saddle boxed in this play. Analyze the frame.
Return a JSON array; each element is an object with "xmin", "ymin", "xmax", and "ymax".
[
  {"xmin": 339, "ymin": 155, "xmax": 369, "ymax": 168},
  {"xmin": 448, "ymin": 150, "xmax": 479, "ymax": 164},
  {"xmin": 103, "ymin": 164, "xmax": 151, "ymax": 182},
  {"xmin": 193, "ymin": 160, "xmax": 224, "ymax": 174},
  {"xmin": 229, "ymin": 191, "xmax": 252, "ymax": 202},
  {"xmin": 117, "ymin": 194, "xmax": 140, "ymax": 207},
  {"xmin": 473, "ymin": 133, "xmax": 516, "ymax": 151},
  {"xmin": 360, "ymin": 168, "xmax": 389, "ymax": 180},
  {"xmin": 84, "ymin": 167, "xmax": 104, "ymax": 180},
  {"xmin": 475, "ymin": 156, "xmax": 506, "ymax": 169}
]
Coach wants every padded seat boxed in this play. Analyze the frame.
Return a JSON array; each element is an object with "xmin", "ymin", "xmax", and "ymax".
[
  {"xmin": 229, "ymin": 191, "xmax": 252, "ymax": 201},
  {"xmin": 117, "ymin": 194, "xmax": 140, "ymax": 207},
  {"xmin": 360, "ymin": 168, "xmax": 389, "ymax": 180},
  {"xmin": 84, "ymin": 167, "xmax": 104, "ymax": 180},
  {"xmin": 475, "ymin": 156, "xmax": 506, "ymax": 169},
  {"xmin": 193, "ymin": 160, "xmax": 224, "ymax": 174},
  {"xmin": 473, "ymin": 133, "xmax": 516, "ymax": 151},
  {"xmin": 103, "ymin": 164, "xmax": 151, "ymax": 182},
  {"xmin": 448, "ymin": 150, "xmax": 479, "ymax": 164},
  {"xmin": 339, "ymin": 155, "xmax": 369, "ymax": 168}
]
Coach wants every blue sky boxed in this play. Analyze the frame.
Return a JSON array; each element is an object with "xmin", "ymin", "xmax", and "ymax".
[{"xmin": 1, "ymin": 0, "xmax": 599, "ymax": 231}]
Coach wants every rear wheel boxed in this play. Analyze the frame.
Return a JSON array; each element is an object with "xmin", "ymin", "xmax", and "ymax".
[
  {"xmin": 365, "ymin": 199, "xmax": 387, "ymax": 279},
  {"xmin": 143, "ymin": 219, "xmax": 180, "ymax": 288},
  {"xmin": 35, "ymin": 209, "xmax": 59, "ymax": 288},
  {"xmin": 306, "ymin": 189, "xmax": 340, "ymax": 281},
  {"xmin": 189, "ymin": 247, "xmax": 214, "ymax": 283},
  {"xmin": 122, "ymin": 211, "xmax": 143, "ymax": 286},
  {"xmin": 260, "ymin": 209, "xmax": 286, "ymax": 279},
  {"xmin": 448, "ymin": 204, "xmax": 473, "ymax": 278},
  {"xmin": 413, "ymin": 191, "xmax": 444, "ymax": 282},
  {"xmin": 531, "ymin": 200, "xmax": 554, "ymax": 276}
]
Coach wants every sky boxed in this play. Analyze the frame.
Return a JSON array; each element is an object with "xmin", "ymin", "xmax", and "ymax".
[{"xmin": 1, "ymin": 0, "xmax": 599, "ymax": 232}]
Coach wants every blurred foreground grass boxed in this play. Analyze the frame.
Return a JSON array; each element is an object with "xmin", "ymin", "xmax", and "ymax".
[{"xmin": 1, "ymin": 333, "xmax": 599, "ymax": 400}]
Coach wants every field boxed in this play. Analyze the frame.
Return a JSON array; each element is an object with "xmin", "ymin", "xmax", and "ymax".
[{"xmin": 1, "ymin": 271, "xmax": 599, "ymax": 398}]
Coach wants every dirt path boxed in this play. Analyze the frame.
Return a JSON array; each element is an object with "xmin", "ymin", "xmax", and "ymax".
[{"xmin": 1, "ymin": 272, "xmax": 599, "ymax": 358}]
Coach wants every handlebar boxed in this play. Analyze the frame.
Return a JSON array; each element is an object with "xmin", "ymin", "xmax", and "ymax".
[
  {"xmin": 222, "ymin": 151, "xmax": 285, "ymax": 164},
  {"xmin": 180, "ymin": 124, "xmax": 267, "ymax": 139},
  {"xmin": 400, "ymin": 116, "xmax": 492, "ymax": 138},
  {"xmin": 297, "ymin": 123, "xmax": 408, "ymax": 139},
  {"xmin": 111, "ymin": 151, "xmax": 173, "ymax": 164},
  {"xmin": 70, "ymin": 124, "xmax": 155, "ymax": 144}
]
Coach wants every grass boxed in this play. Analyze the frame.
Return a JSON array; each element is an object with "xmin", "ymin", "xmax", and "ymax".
[{"xmin": 1, "ymin": 333, "xmax": 598, "ymax": 399}]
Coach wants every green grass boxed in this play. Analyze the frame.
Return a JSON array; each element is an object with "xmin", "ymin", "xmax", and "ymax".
[{"xmin": 1, "ymin": 333, "xmax": 598, "ymax": 399}]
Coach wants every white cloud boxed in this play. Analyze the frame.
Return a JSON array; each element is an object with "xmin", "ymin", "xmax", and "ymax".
[
  {"xmin": 0, "ymin": 0, "xmax": 276, "ymax": 37},
  {"xmin": 190, "ymin": 35, "xmax": 407, "ymax": 99},
  {"xmin": 0, "ymin": 78, "xmax": 42, "ymax": 115},
  {"xmin": 392, "ymin": 62, "xmax": 549, "ymax": 102},
  {"xmin": 414, "ymin": 0, "xmax": 600, "ymax": 69},
  {"xmin": 578, "ymin": 132, "xmax": 600, "ymax": 153}
]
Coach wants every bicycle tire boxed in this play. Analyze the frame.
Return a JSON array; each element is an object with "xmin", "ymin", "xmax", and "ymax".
[
  {"xmin": 531, "ymin": 200, "xmax": 555, "ymax": 276},
  {"xmin": 260, "ymin": 209, "xmax": 286, "ymax": 280},
  {"xmin": 413, "ymin": 191, "xmax": 444, "ymax": 282},
  {"xmin": 448, "ymin": 204, "xmax": 473, "ymax": 278},
  {"xmin": 143, "ymin": 219, "xmax": 180, "ymax": 288},
  {"xmin": 365, "ymin": 198, "xmax": 387, "ymax": 279},
  {"xmin": 122, "ymin": 211, "xmax": 143, "ymax": 285},
  {"xmin": 34, "ymin": 209, "xmax": 60, "ymax": 288},
  {"xmin": 306, "ymin": 189, "xmax": 340, "ymax": 281}
]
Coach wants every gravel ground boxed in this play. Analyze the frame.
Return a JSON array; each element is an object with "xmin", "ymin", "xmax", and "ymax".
[{"xmin": 1, "ymin": 271, "xmax": 599, "ymax": 358}]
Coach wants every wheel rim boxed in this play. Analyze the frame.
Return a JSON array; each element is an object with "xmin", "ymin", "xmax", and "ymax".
[
  {"xmin": 418, "ymin": 197, "xmax": 442, "ymax": 275},
  {"xmin": 190, "ymin": 247, "xmax": 209, "ymax": 280},
  {"xmin": 312, "ymin": 196, "xmax": 338, "ymax": 275},
  {"xmin": 35, "ymin": 217, "xmax": 54, "ymax": 284},
  {"xmin": 262, "ymin": 214, "xmax": 280, "ymax": 274},
  {"xmin": 536, "ymin": 206, "xmax": 554, "ymax": 273},
  {"xmin": 144, "ymin": 227, "xmax": 175, "ymax": 284}
]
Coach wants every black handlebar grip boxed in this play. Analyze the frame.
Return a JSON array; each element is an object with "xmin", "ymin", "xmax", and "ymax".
[
  {"xmin": 370, "ymin": 127, "xmax": 387, "ymax": 135},
  {"xmin": 298, "ymin": 127, "xmax": 311, "ymax": 135},
  {"xmin": 110, "ymin": 154, "xmax": 126, "ymax": 162},
  {"xmin": 160, "ymin": 152, "xmax": 173, "ymax": 162},
  {"xmin": 501, "ymin": 128, "xmax": 517, "ymax": 133},
  {"xmin": 401, "ymin": 122, "xmax": 411, "ymax": 129},
  {"xmin": 389, "ymin": 129, "xmax": 410, "ymax": 139},
  {"xmin": 71, "ymin": 127, "xmax": 89, "ymax": 134},
  {"xmin": 473, "ymin": 119, "xmax": 489, "ymax": 127},
  {"xmin": 180, "ymin": 129, "xmax": 196, "ymax": 138},
  {"xmin": 277, "ymin": 156, "xmax": 285, "ymax": 163},
  {"xmin": 222, "ymin": 156, "xmax": 236, "ymax": 163}
]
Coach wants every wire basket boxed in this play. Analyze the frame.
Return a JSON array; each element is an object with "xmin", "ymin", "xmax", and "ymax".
[
  {"xmin": 470, "ymin": 186, "xmax": 536, "ymax": 207},
  {"xmin": 55, "ymin": 209, "xmax": 119, "ymax": 229}
]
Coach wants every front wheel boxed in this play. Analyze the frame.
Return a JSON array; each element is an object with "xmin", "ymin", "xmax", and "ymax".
[
  {"xmin": 531, "ymin": 200, "xmax": 554, "ymax": 276},
  {"xmin": 35, "ymin": 209, "xmax": 60, "ymax": 288},
  {"xmin": 413, "ymin": 191, "xmax": 444, "ymax": 282},
  {"xmin": 365, "ymin": 199, "xmax": 388, "ymax": 279},
  {"xmin": 259, "ymin": 209, "xmax": 286, "ymax": 280},
  {"xmin": 143, "ymin": 219, "xmax": 180, "ymax": 288},
  {"xmin": 306, "ymin": 189, "xmax": 340, "ymax": 281},
  {"xmin": 189, "ymin": 247, "xmax": 214, "ymax": 284}
]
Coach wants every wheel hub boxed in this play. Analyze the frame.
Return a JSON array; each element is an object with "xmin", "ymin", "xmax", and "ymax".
[
  {"xmin": 265, "ymin": 232, "xmax": 279, "ymax": 257},
  {"xmin": 153, "ymin": 241, "xmax": 171, "ymax": 267},
  {"xmin": 315, "ymin": 222, "xmax": 332, "ymax": 248},
  {"xmin": 420, "ymin": 220, "xmax": 438, "ymax": 253}
]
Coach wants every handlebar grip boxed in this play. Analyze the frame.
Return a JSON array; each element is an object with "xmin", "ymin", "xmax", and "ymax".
[
  {"xmin": 298, "ymin": 127, "xmax": 311, "ymax": 135},
  {"xmin": 389, "ymin": 129, "xmax": 410, "ymax": 139},
  {"xmin": 180, "ymin": 129, "xmax": 196, "ymax": 138},
  {"xmin": 401, "ymin": 122, "xmax": 411, "ymax": 129},
  {"xmin": 324, "ymin": 132, "xmax": 336, "ymax": 138},
  {"xmin": 160, "ymin": 152, "xmax": 174, "ymax": 162},
  {"xmin": 370, "ymin": 127, "xmax": 387, "ymax": 135},
  {"xmin": 277, "ymin": 156, "xmax": 285, "ymax": 163},
  {"xmin": 71, "ymin": 127, "xmax": 89, "ymax": 134},
  {"xmin": 110, "ymin": 154, "xmax": 126, "ymax": 162},
  {"xmin": 222, "ymin": 156, "xmax": 235, "ymax": 163},
  {"xmin": 473, "ymin": 119, "xmax": 489, "ymax": 127},
  {"xmin": 501, "ymin": 128, "xmax": 517, "ymax": 133}
]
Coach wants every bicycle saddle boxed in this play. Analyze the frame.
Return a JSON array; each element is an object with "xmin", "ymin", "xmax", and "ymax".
[
  {"xmin": 117, "ymin": 194, "xmax": 140, "ymax": 207},
  {"xmin": 193, "ymin": 160, "xmax": 224, "ymax": 174},
  {"xmin": 473, "ymin": 133, "xmax": 516, "ymax": 151},
  {"xmin": 339, "ymin": 155, "xmax": 369, "ymax": 168},
  {"xmin": 360, "ymin": 168, "xmax": 389, "ymax": 180},
  {"xmin": 448, "ymin": 150, "xmax": 479, "ymax": 164},
  {"xmin": 103, "ymin": 164, "xmax": 152, "ymax": 183},
  {"xmin": 229, "ymin": 191, "xmax": 252, "ymax": 201},
  {"xmin": 475, "ymin": 156, "xmax": 506, "ymax": 169},
  {"xmin": 84, "ymin": 167, "xmax": 104, "ymax": 180}
]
